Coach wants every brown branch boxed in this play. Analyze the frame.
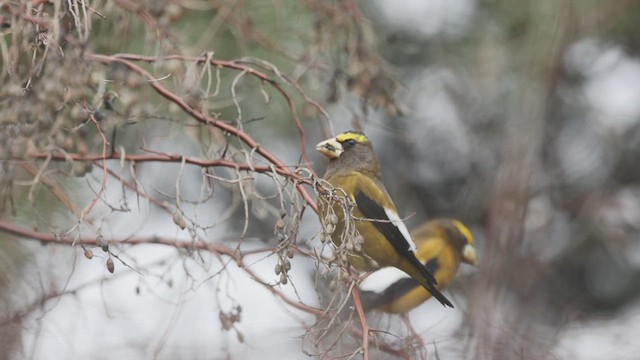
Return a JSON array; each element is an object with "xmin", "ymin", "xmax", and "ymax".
[
  {"xmin": 5, "ymin": 4, "xmax": 52, "ymax": 27},
  {"xmin": 0, "ymin": 219, "xmax": 230, "ymax": 254},
  {"xmin": 0, "ymin": 220, "xmax": 417, "ymax": 358},
  {"xmin": 351, "ymin": 287, "xmax": 370, "ymax": 359},
  {"xmin": 85, "ymin": 53, "xmax": 318, "ymax": 213},
  {"xmin": 0, "ymin": 220, "xmax": 324, "ymax": 318},
  {"xmin": 241, "ymin": 265, "xmax": 325, "ymax": 317},
  {"xmin": 25, "ymin": 149, "xmax": 318, "ymax": 212},
  {"xmin": 90, "ymin": 53, "xmax": 316, "ymax": 175}
]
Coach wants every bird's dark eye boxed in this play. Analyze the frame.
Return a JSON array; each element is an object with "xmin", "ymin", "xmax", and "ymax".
[{"xmin": 344, "ymin": 139, "xmax": 357, "ymax": 148}]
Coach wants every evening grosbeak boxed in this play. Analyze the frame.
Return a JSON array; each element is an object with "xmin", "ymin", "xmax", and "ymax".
[
  {"xmin": 358, "ymin": 218, "xmax": 478, "ymax": 313},
  {"xmin": 316, "ymin": 131, "xmax": 453, "ymax": 307}
]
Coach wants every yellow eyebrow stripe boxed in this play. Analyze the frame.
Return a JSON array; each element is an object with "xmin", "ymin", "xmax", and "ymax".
[
  {"xmin": 336, "ymin": 132, "xmax": 368, "ymax": 144},
  {"xmin": 452, "ymin": 220, "xmax": 474, "ymax": 244}
]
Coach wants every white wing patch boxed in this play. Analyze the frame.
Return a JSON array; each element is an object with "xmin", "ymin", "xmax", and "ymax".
[
  {"xmin": 359, "ymin": 267, "xmax": 411, "ymax": 294},
  {"xmin": 383, "ymin": 207, "xmax": 417, "ymax": 252}
]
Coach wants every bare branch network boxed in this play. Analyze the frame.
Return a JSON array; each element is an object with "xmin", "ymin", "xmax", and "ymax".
[
  {"xmin": 0, "ymin": 49, "xmax": 414, "ymax": 356},
  {"xmin": 0, "ymin": 1, "xmax": 419, "ymax": 359}
]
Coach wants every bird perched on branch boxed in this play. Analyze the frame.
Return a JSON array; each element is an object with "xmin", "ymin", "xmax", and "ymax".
[
  {"xmin": 316, "ymin": 130, "xmax": 453, "ymax": 307},
  {"xmin": 358, "ymin": 218, "xmax": 478, "ymax": 313}
]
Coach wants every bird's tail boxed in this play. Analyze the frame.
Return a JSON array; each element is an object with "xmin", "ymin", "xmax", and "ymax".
[{"xmin": 403, "ymin": 264, "xmax": 453, "ymax": 308}]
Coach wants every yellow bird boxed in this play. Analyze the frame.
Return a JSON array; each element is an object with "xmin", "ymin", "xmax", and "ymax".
[
  {"xmin": 316, "ymin": 130, "xmax": 453, "ymax": 307},
  {"xmin": 358, "ymin": 218, "xmax": 478, "ymax": 313}
]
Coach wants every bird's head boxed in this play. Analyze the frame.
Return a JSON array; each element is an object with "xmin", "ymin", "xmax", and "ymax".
[
  {"xmin": 316, "ymin": 131, "xmax": 381, "ymax": 175},
  {"xmin": 431, "ymin": 219, "xmax": 479, "ymax": 267},
  {"xmin": 450, "ymin": 220, "xmax": 479, "ymax": 267}
]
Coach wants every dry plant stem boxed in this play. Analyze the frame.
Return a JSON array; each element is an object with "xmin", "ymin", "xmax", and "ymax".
[
  {"xmin": 27, "ymin": 151, "xmax": 317, "ymax": 209},
  {"xmin": 26, "ymin": 157, "xmax": 322, "ymax": 318},
  {"xmin": 348, "ymin": 323, "xmax": 411, "ymax": 359},
  {"xmin": 1, "ymin": 255, "xmax": 167, "ymax": 326},
  {"xmin": 85, "ymin": 53, "xmax": 318, "ymax": 212},
  {"xmin": 90, "ymin": 53, "xmax": 315, "ymax": 173},
  {"xmin": 101, "ymin": 165, "xmax": 171, "ymax": 213},
  {"xmin": 0, "ymin": 220, "xmax": 323, "ymax": 318},
  {"xmin": 401, "ymin": 314, "xmax": 426, "ymax": 349},
  {"xmin": 240, "ymin": 265, "xmax": 325, "ymax": 317},
  {"xmin": 18, "ymin": 162, "xmax": 84, "ymax": 220},
  {"xmin": 80, "ymin": 114, "xmax": 109, "ymax": 221},
  {"xmin": 112, "ymin": 0, "xmax": 165, "ymax": 37},
  {"xmin": 0, "ymin": 221, "xmax": 416, "ymax": 359},
  {"xmin": 350, "ymin": 287, "xmax": 370, "ymax": 360}
]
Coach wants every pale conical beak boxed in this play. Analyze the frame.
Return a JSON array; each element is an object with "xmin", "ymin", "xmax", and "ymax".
[
  {"xmin": 316, "ymin": 138, "xmax": 344, "ymax": 159},
  {"xmin": 462, "ymin": 244, "xmax": 479, "ymax": 267}
]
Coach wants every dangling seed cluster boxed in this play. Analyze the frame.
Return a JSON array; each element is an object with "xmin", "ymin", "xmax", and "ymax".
[
  {"xmin": 318, "ymin": 188, "xmax": 363, "ymax": 270},
  {"xmin": 273, "ymin": 212, "xmax": 295, "ymax": 285}
]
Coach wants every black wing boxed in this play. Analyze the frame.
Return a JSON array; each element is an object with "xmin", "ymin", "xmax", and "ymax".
[
  {"xmin": 354, "ymin": 191, "xmax": 436, "ymax": 283},
  {"xmin": 361, "ymin": 258, "xmax": 449, "ymax": 312},
  {"xmin": 355, "ymin": 191, "xmax": 453, "ymax": 307},
  {"xmin": 424, "ymin": 257, "xmax": 440, "ymax": 274},
  {"xmin": 360, "ymin": 277, "xmax": 421, "ymax": 312}
]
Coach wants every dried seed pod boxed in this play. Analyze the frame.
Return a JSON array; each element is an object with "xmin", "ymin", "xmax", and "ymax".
[
  {"xmin": 83, "ymin": 161, "xmax": 94, "ymax": 174},
  {"xmin": 84, "ymin": 249, "xmax": 93, "ymax": 259},
  {"xmin": 219, "ymin": 311, "xmax": 233, "ymax": 331},
  {"xmin": 63, "ymin": 135, "xmax": 75, "ymax": 151},
  {"xmin": 173, "ymin": 211, "xmax": 187, "ymax": 230},
  {"xmin": 236, "ymin": 330, "xmax": 245, "ymax": 343},
  {"xmin": 346, "ymin": 242, "xmax": 354, "ymax": 252},
  {"xmin": 230, "ymin": 311, "xmax": 241, "ymax": 323},
  {"xmin": 274, "ymin": 263, "xmax": 282, "ymax": 275},
  {"xmin": 76, "ymin": 139, "xmax": 89, "ymax": 156},
  {"xmin": 282, "ymin": 260, "xmax": 291, "ymax": 271},
  {"xmin": 275, "ymin": 218, "xmax": 285, "ymax": 230},
  {"xmin": 324, "ymin": 224, "xmax": 335, "ymax": 235},
  {"xmin": 279, "ymin": 273, "xmax": 288, "ymax": 284},
  {"xmin": 72, "ymin": 161, "xmax": 89, "ymax": 177},
  {"xmin": 106, "ymin": 258, "xmax": 115, "ymax": 273}
]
